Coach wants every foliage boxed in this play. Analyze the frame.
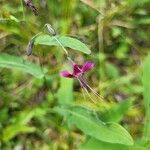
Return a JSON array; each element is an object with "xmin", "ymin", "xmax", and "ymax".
[{"xmin": 0, "ymin": 0, "xmax": 150, "ymax": 149}]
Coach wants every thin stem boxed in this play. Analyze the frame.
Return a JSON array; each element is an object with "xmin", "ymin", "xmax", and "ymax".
[
  {"xmin": 53, "ymin": 36, "xmax": 69, "ymax": 56},
  {"xmin": 26, "ymin": 32, "xmax": 43, "ymax": 55},
  {"xmin": 43, "ymin": 24, "xmax": 75, "ymax": 63},
  {"xmin": 20, "ymin": 0, "xmax": 25, "ymax": 21},
  {"xmin": 31, "ymin": 32, "xmax": 43, "ymax": 41},
  {"xmin": 53, "ymin": 36, "xmax": 77, "ymax": 66}
]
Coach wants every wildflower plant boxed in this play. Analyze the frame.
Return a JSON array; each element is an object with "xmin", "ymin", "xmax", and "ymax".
[
  {"xmin": 1, "ymin": 0, "xmax": 150, "ymax": 149},
  {"xmin": 60, "ymin": 61, "xmax": 104, "ymax": 103},
  {"xmin": 24, "ymin": 23, "xmax": 134, "ymax": 146},
  {"xmin": 27, "ymin": 24, "xmax": 103, "ymax": 103}
]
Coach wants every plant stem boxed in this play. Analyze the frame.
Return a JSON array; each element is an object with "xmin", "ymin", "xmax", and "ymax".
[
  {"xmin": 143, "ymin": 98, "xmax": 150, "ymax": 141},
  {"xmin": 53, "ymin": 37, "xmax": 69, "ymax": 56},
  {"xmin": 20, "ymin": 0, "xmax": 25, "ymax": 21}
]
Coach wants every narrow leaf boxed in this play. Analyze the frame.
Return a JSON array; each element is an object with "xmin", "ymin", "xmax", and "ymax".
[
  {"xmin": 142, "ymin": 53, "xmax": 150, "ymax": 140},
  {"xmin": 2, "ymin": 109, "xmax": 36, "ymax": 142},
  {"xmin": 2, "ymin": 125, "xmax": 35, "ymax": 142},
  {"xmin": 0, "ymin": 53, "xmax": 46, "ymax": 78}
]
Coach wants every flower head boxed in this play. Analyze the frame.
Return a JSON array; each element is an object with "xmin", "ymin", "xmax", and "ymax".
[
  {"xmin": 60, "ymin": 61, "xmax": 95, "ymax": 78},
  {"xmin": 60, "ymin": 61, "xmax": 103, "ymax": 103}
]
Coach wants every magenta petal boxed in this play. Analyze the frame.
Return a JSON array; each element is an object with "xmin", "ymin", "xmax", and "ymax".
[
  {"xmin": 73, "ymin": 64, "xmax": 82, "ymax": 76},
  {"xmin": 82, "ymin": 62, "xmax": 95, "ymax": 72},
  {"xmin": 60, "ymin": 71, "xmax": 74, "ymax": 78}
]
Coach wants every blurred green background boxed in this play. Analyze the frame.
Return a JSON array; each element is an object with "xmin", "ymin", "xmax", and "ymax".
[{"xmin": 0, "ymin": 0, "xmax": 150, "ymax": 149}]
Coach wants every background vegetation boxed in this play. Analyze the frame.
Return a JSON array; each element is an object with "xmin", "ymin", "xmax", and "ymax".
[{"xmin": 0, "ymin": 0, "xmax": 150, "ymax": 149}]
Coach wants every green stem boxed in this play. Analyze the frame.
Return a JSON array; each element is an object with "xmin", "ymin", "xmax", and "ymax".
[
  {"xmin": 53, "ymin": 37, "xmax": 69, "ymax": 56},
  {"xmin": 143, "ymin": 103, "xmax": 150, "ymax": 141},
  {"xmin": 20, "ymin": 0, "xmax": 25, "ymax": 21},
  {"xmin": 43, "ymin": 23, "xmax": 74, "ymax": 63}
]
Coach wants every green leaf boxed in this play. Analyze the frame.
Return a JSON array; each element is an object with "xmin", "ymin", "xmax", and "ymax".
[
  {"xmin": 142, "ymin": 54, "xmax": 150, "ymax": 140},
  {"xmin": 0, "ymin": 108, "xmax": 9, "ymax": 123},
  {"xmin": 2, "ymin": 124, "xmax": 36, "ymax": 142},
  {"xmin": 115, "ymin": 43, "xmax": 129, "ymax": 59},
  {"xmin": 2, "ymin": 109, "xmax": 36, "ymax": 142},
  {"xmin": 53, "ymin": 106, "xmax": 134, "ymax": 145},
  {"xmin": 100, "ymin": 99, "xmax": 133, "ymax": 123},
  {"xmin": 127, "ymin": 0, "xmax": 149, "ymax": 6},
  {"xmin": 12, "ymin": 109, "xmax": 36, "ymax": 125},
  {"xmin": 135, "ymin": 18, "xmax": 150, "ymax": 25},
  {"xmin": 79, "ymin": 138, "xmax": 146, "ymax": 150},
  {"xmin": 105, "ymin": 63, "xmax": 119, "ymax": 79},
  {"xmin": 34, "ymin": 35, "xmax": 91, "ymax": 54},
  {"xmin": 0, "ymin": 53, "xmax": 46, "ymax": 79}
]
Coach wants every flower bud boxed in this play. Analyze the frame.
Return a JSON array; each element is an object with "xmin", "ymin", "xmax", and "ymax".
[
  {"xmin": 46, "ymin": 24, "xmax": 56, "ymax": 36},
  {"xmin": 26, "ymin": 40, "xmax": 34, "ymax": 56}
]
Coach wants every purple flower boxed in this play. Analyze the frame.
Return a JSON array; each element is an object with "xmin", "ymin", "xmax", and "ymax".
[
  {"xmin": 60, "ymin": 61, "xmax": 95, "ymax": 79},
  {"xmin": 60, "ymin": 61, "xmax": 103, "ymax": 103}
]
